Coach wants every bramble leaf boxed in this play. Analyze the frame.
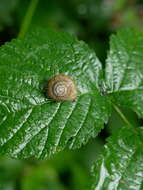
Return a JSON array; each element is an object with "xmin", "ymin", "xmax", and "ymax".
[
  {"xmin": 91, "ymin": 126, "xmax": 143, "ymax": 190},
  {"xmin": 90, "ymin": 28, "xmax": 143, "ymax": 190},
  {"xmin": 0, "ymin": 28, "xmax": 111, "ymax": 159},
  {"xmin": 105, "ymin": 28, "xmax": 143, "ymax": 117}
]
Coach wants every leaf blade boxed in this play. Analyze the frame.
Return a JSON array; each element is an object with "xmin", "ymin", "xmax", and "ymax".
[
  {"xmin": 0, "ymin": 28, "xmax": 111, "ymax": 159},
  {"xmin": 105, "ymin": 28, "xmax": 143, "ymax": 117},
  {"xmin": 91, "ymin": 126, "xmax": 143, "ymax": 190}
]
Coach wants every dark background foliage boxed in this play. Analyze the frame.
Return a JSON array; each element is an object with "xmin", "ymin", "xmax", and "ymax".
[{"xmin": 0, "ymin": 0, "xmax": 143, "ymax": 189}]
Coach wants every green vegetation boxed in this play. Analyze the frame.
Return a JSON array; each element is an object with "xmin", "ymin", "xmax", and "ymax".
[{"xmin": 0, "ymin": 0, "xmax": 143, "ymax": 189}]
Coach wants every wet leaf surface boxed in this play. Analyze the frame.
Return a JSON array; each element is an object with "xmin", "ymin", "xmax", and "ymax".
[{"xmin": 0, "ymin": 28, "xmax": 110, "ymax": 159}]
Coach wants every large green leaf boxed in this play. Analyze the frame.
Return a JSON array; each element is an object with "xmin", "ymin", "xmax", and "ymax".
[
  {"xmin": 91, "ymin": 126, "xmax": 143, "ymax": 190},
  {"xmin": 105, "ymin": 28, "xmax": 143, "ymax": 117},
  {"xmin": 0, "ymin": 28, "xmax": 111, "ymax": 159}
]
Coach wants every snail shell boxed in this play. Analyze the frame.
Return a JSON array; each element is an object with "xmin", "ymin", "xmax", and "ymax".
[{"xmin": 47, "ymin": 74, "xmax": 77, "ymax": 101}]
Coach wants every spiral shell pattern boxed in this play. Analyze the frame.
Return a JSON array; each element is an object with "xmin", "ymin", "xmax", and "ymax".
[{"xmin": 47, "ymin": 74, "xmax": 77, "ymax": 101}]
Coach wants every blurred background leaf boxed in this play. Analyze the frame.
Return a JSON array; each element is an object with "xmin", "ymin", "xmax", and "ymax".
[
  {"xmin": 0, "ymin": 0, "xmax": 18, "ymax": 30},
  {"xmin": 0, "ymin": 137, "xmax": 104, "ymax": 190}
]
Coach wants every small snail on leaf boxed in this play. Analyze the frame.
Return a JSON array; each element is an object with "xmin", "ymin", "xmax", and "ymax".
[{"xmin": 47, "ymin": 74, "xmax": 77, "ymax": 101}]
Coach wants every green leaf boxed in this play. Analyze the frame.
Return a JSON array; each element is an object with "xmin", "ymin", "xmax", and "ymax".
[
  {"xmin": 0, "ymin": 0, "xmax": 18, "ymax": 31},
  {"xmin": 0, "ymin": 28, "xmax": 111, "ymax": 159},
  {"xmin": 91, "ymin": 28, "xmax": 143, "ymax": 190},
  {"xmin": 22, "ymin": 163, "xmax": 66, "ymax": 190},
  {"xmin": 105, "ymin": 28, "xmax": 143, "ymax": 117},
  {"xmin": 91, "ymin": 126, "xmax": 143, "ymax": 190},
  {"xmin": 0, "ymin": 156, "xmax": 23, "ymax": 190}
]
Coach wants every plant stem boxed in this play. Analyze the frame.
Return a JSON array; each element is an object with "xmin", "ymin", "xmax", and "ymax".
[
  {"xmin": 18, "ymin": 0, "xmax": 39, "ymax": 38},
  {"xmin": 113, "ymin": 103, "xmax": 132, "ymax": 127}
]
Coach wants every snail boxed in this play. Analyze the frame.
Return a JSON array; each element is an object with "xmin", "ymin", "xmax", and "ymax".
[{"xmin": 47, "ymin": 74, "xmax": 77, "ymax": 101}]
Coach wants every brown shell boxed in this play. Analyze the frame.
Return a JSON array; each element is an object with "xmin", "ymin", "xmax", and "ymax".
[{"xmin": 47, "ymin": 74, "xmax": 77, "ymax": 101}]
